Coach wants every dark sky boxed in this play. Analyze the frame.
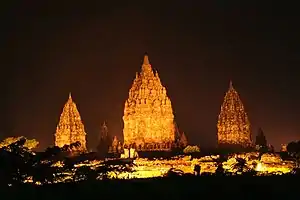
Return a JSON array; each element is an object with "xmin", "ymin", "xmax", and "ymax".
[{"xmin": 2, "ymin": 1, "xmax": 300, "ymax": 151}]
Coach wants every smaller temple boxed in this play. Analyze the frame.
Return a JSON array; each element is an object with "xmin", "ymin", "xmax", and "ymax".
[
  {"xmin": 255, "ymin": 128, "xmax": 267, "ymax": 147},
  {"xmin": 174, "ymin": 122, "xmax": 188, "ymax": 148},
  {"xmin": 55, "ymin": 93, "xmax": 87, "ymax": 152},
  {"xmin": 179, "ymin": 132, "xmax": 188, "ymax": 148},
  {"xmin": 281, "ymin": 144, "xmax": 287, "ymax": 152},
  {"xmin": 97, "ymin": 122, "xmax": 111, "ymax": 156},
  {"xmin": 109, "ymin": 136, "xmax": 122, "ymax": 154},
  {"xmin": 217, "ymin": 81, "xmax": 252, "ymax": 149}
]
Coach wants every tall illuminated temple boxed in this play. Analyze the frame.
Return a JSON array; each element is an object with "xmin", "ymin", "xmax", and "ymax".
[
  {"xmin": 217, "ymin": 81, "xmax": 252, "ymax": 148},
  {"xmin": 55, "ymin": 93, "xmax": 87, "ymax": 152},
  {"xmin": 123, "ymin": 54, "xmax": 175, "ymax": 151}
]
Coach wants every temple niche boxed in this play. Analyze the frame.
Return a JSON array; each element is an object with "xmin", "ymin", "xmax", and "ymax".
[
  {"xmin": 54, "ymin": 93, "xmax": 87, "ymax": 152},
  {"xmin": 123, "ymin": 54, "xmax": 175, "ymax": 151},
  {"xmin": 217, "ymin": 81, "xmax": 252, "ymax": 149}
]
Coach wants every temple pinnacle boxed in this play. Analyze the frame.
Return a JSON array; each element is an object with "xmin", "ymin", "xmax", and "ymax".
[
  {"xmin": 69, "ymin": 92, "xmax": 72, "ymax": 100},
  {"xmin": 143, "ymin": 54, "xmax": 150, "ymax": 65},
  {"xmin": 229, "ymin": 80, "xmax": 233, "ymax": 89}
]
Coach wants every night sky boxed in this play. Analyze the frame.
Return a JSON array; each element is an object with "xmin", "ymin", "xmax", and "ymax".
[{"xmin": 2, "ymin": 1, "xmax": 300, "ymax": 151}]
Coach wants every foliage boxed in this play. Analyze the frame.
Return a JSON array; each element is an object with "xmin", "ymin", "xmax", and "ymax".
[
  {"xmin": 233, "ymin": 158, "xmax": 249, "ymax": 174},
  {"xmin": 0, "ymin": 137, "xmax": 35, "ymax": 185},
  {"xmin": 183, "ymin": 145, "xmax": 200, "ymax": 154},
  {"xmin": 287, "ymin": 141, "xmax": 300, "ymax": 168},
  {"xmin": 215, "ymin": 163, "xmax": 225, "ymax": 175},
  {"xmin": 0, "ymin": 137, "xmax": 138, "ymax": 186},
  {"xmin": 98, "ymin": 159, "xmax": 135, "ymax": 179},
  {"xmin": 287, "ymin": 141, "xmax": 300, "ymax": 154},
  {"xmin": 255, "ymin": 128, "xmax": 267, "ymax": 147},
  {"xmin": 0, "ymin": 138, "xmax": 73, "ymax": 186},
  {"xmin": 74, "ymin": 166, "xmax": 98, "ymax": 182},
  {"xmin": 0, "ymin": 136, "xmax": 39, "ymax": 150}
]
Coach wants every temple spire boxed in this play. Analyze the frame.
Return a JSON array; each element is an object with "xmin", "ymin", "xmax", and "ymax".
[
  {"xmin": 229, "ymin": 80, "xmax": 233, "ymax": 89},
  {"xmin": 97, "ymin": 121, "xmax": 111, "ymax": 156},
  {"xmin": 141, "ymin": 53, "xmax": 152, "ymax": 75},
  {"xmin": 69, "ymin": 92, "xmax": 72, "ymax": 100},
  {"xmin": 101, "ymin": 121, "xmax": 108, "ymax": 138},
  {"xmin": 143, "ymin": 53, "xmax": 150, "ymax": 65}
]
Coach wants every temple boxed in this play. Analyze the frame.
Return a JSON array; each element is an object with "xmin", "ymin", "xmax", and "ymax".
[
  {"xmin": 179, "ymin": 132, "xmax": 188, "ymax": 148},
  {"xmin": 123, "ymin": 54, "xmax": 175, "ymax": 151},
  {"xmin": 110, "ymin": 136, "xmax": 122, "ymax": 154},
  {"xmin": 54, "ymin": 93, "xmax": 87, "ymax": 152},
  {"xmin": 217, "ymin": 81, "xmax": 252, "ymax": 148},
  {"xmin": 97, "ymin": 122, "xmax": 111, "ymax": 156},
  {"xmin": 174, "ymin": 122, "xmax": 188, "ymax": 148}
]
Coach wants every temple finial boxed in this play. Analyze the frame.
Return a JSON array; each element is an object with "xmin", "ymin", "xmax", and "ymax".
[
  {"xmin": 143, "ymin": 53, "xmax": 150, "ymax": 65},
  {"xmin": 229, "ymin": 80, "xmax": 233, "ymax": 89},
  {"xmin": 69, "ymin": 92, "xmax": 72, "ymax": 100}
]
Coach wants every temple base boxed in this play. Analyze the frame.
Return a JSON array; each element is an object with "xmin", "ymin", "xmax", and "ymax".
[{"xmin": 124, "ymin": 142, "xmax": 176, "ymax": 152}]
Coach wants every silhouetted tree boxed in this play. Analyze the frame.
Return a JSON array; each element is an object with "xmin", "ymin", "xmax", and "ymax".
[
  {"xmin": 0, "ymin": 138, "xmax": 138, "ymax": 186},
  {"xmin": 233, "ymin": 158, "xmax": 248, "ymax": 174},
  {"xmin": 255, "ymin": 128, "xmax": 267, "ymax": 151},
  {"xmin": 194, "ymin": 165, "xmax": 201, "ymax": 176},
  {"xmin": 287, "ymin": 141, "xmax": 300, "ymax": 168},
  {"xmin": 215, "ymin": 163, "xmax": 225, "ymax": 175},
  {"xmin": 44, "ymin": 146, "xmax": 62, "ymax": 158},
  {"xmin": 97, "ymin": 122, "xmax": 112, "ymax": 157},
  {"xmin": 0, "ymin": 137, "xmax": 35, "ymax": 186},
  {"xmin": 31, "ymin": 161, "xmax": 62, "ymax": 184},
  {"xmin": 287, "ymin": 141, "xmax": 300, "ymax": 154},
  {"xmin": 0, "ymin": 136, "xmax": 39, "ymax": 150},
  {"xmin": 29, "ymin": 144, "xmax": 66, "ymax": 184},
  {"xmin": 70, "ymin": 141, "xmax": 81, "ymax": 150},
  {"xmin": 74, "ymin": 166, "xmax": 98, "ymax": 182}
]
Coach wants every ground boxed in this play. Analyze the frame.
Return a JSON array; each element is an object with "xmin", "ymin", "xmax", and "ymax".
[{"xmin": 2, "ymin": 176, "xmax": 298, "ymax": 200}]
